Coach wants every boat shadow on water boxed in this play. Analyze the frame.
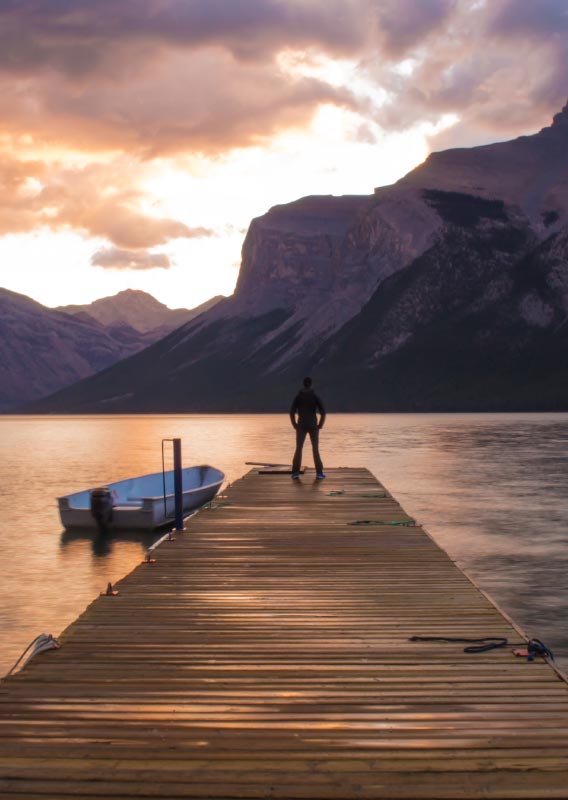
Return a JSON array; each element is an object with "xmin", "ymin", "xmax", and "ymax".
[{"xmin": 59, "ymin": 526, "xmax": 164, "ymax": 557}]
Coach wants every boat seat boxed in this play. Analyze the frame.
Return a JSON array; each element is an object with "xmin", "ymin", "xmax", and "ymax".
[{"xmin": 113, "ymin": 501, "xmax": 143, "ymax": 508}]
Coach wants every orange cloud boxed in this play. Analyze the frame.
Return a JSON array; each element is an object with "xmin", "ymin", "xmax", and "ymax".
[
  {"xmin": 0, "ymin": 0, "xmax": 566, "ymax": 244},
  {"xmin": 0, "ymin": 49, "xmax": 357, "ymax": 158},
  {"xmin": 0, "ymin": 155, "xmax": 47, "ymax": 235},
  {"xmin": 0, "ymin": 1, "xmax": 564, "ymax": 159},
  {"xmin": 0, "ymin": 154, "xmax": 210, "ymax": 246},
  {"xmin": 0, "ymin": 1, "xmax": 366, "ymax": 160}
]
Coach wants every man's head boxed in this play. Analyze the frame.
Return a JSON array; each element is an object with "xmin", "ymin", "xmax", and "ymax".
[{"xmin": 303, "ymin": 376, "xmax": 312, "ymax": 388}]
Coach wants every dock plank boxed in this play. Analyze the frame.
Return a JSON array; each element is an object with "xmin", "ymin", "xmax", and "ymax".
[{"xmin": 1, "ymin": 467, "xmax": 567, "ymax": 799}]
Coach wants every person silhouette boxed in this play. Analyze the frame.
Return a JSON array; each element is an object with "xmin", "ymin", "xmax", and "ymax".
[{"xmin": 289, "ymin": 376, "xmax": 326, "ymax": 479}]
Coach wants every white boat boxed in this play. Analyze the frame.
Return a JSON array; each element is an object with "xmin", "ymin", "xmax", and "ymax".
[{"xmin": 58, "ymin": 465, "xmax": 224, "ymax": 531}]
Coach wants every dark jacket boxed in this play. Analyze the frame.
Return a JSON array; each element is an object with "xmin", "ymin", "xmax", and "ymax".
[{"xmin": 290, "ymin": 388, "xmax": 326, "ymax": 430}]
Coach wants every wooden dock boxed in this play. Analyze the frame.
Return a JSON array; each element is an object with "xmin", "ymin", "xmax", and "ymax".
[{"xmin": 2, "ymin": 467, "xmax": 568, "ymax": 799}]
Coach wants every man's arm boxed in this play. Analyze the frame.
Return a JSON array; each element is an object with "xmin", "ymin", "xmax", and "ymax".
[
  {"xmin": 316, "ymin": 395, "xmax": 326, "ymax": 429},
  {"xmin": 289, "ymin": 396, "xmax": 299, "ymax": 428}
]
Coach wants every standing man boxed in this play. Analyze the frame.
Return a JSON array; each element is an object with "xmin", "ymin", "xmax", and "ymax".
[{"xmin": 290, "ymin": 376, "xmax": 326, "ymax": 479}]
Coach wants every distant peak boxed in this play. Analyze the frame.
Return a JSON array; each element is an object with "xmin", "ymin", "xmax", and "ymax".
[
  {"xmin": 551, "ymin": 99, "xmax": 568, "ymax": 130},
  {"xmin": 105, "ymin": 289, "xmax": 165, "ymax": 308},
  {"xmin": 115, "ymin": 288, "xmax": 154, "ymax": 298}
]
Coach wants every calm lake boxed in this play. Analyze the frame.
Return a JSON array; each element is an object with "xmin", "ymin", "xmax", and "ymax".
[{"xmin": 1, "ymin": 413, "xmax": 567, "ymax": 676}]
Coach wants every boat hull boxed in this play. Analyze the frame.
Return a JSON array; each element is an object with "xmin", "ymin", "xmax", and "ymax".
[{"xmin": 58, "ymin": 466, "xmax": 224, "ymax": 531}]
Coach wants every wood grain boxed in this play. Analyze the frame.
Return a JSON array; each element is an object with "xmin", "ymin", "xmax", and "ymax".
[{"xmin": 1, "ymin": 467, "xmax": 567, "ymax": 798}]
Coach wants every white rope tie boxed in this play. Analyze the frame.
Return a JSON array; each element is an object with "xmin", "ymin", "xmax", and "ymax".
[{"xmin": 4, "ymin": 633, "xmax": 61, "ymax": 679}]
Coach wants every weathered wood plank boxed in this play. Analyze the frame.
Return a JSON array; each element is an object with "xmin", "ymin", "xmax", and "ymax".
[{"xmin": 0, "ymin": 467, "xmax": 566, "ymax": 799}]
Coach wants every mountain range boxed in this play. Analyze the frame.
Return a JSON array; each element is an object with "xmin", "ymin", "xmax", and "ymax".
[
  {"xmin": 0, "ymin": 290, "xmax": 221, "ymax": 410},
  {"xmin": 57, "ymin": 290, "xmax": 222, "ymax": 338},
  {"xmin": 18, "ymin": 101, "xmax": 568, "ymax": 413}
]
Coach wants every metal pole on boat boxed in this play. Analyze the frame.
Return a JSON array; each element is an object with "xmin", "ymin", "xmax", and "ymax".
[{"xmin": 173, "ymin": 438, "xmax": 184, "ymax": 531}]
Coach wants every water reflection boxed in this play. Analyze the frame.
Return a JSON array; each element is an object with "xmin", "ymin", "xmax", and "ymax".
[
  {"xmin": 60, "ymin": 527, "xmax": 160, "ymax": 557},
  {"xmin": 0, "ymin": 412, "xmax": 567, "ymax": 674}
]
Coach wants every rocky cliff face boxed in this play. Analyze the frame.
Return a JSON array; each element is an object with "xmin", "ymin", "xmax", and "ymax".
[
  {"xmin": 314, "ymin": 194, "xmax": 568, "ymax": 410},
  {"xmin": 22, "ymin": 101, "xmax": 568, "ymax": 413},
  {"xmin": 198, "ymin": 187, "xmax": 444, "ymax": 371},
  {"xmin": 396, "ymin": 102, "xmax": 568, "ymax": 229}
]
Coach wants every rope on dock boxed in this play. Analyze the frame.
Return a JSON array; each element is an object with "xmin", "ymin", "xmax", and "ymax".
[
  {"xmin": 409, "ymin": 635, "xmax": 555, "ymax": 660},
  {"xmin": 349, "ymin": 519, "xmax": 418, "ymax": 526},
  {"xmin": 409, "ymin": 635, "xmax": 510, "ymax": 653},
  {"xmin": 3, "ymin": 633, "xmax": 61, "ymax": 679},
  {"xmin": 328, "ymin": 490, "xmax": 389, "ymax": 497}
]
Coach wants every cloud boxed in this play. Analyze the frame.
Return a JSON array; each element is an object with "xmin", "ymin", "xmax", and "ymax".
[
  {"xmin": 357, "ymin": 0, "xmax": 568, "ymax": 149},
  {"xmin": 91, "ymin": 247, "xmax": 170, "ymax": 270},
  {"xmin": 0, "ymin": 0, "xmax": 564, "ymax": 162},
  {"xmin": 0, "ymin": 1, "xmax": 367, "ymax": 76},
  {"xmin": 0, "ymin": 48, "xmax": 357, "ymax": 159},
  {"xmin": 0, "ymin": 153, "xmax": 211, "ymax": 246},
  {"xmin": 0, "ymin": 0, "xmax": 566, "ymax": 248},
  {"xmin": 0, "ymin": 155, "xmax": 47, "ymax": 235},
  {"xmin": 488, "ymin": 0, "xmax": 568, "ymax": 111},
  {"xmin": 490, "ymin": 0, "xmax": 568, "ymax": 38},
  {"xmin": 371, "ymin": 0, "xmax": 457, "ymax": 57},
  {"xmin": 0, "ymin": 1, "xmax": 365, "ymax": 158}
]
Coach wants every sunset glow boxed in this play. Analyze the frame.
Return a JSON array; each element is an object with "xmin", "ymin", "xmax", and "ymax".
[{"xmin": 0, "ymin": 1, "xmax": 565, "ymax": 309}]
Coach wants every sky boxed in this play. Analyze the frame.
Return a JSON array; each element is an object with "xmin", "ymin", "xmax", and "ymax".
[{"xmin": 0, "ymin": 0, "xmax": 566, "ymax": 311}]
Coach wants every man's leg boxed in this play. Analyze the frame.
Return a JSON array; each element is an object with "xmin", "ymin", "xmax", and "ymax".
[
  {"xmin": 292, "ymin": 428, "xmax": 307, "ymax": 474},
  {"xmin": 308, "ymin": 428, "xmax": 324, "ymax": 475}
]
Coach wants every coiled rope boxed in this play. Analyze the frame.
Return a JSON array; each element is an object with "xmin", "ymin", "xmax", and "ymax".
[
  {"xmin": 4, "ymin": 633, "xmax": 61, "ymax": 679},
  {"xmin": 409, "ymin": 635, "xmax": 555, "ymax": 659},
  {"xmin": 328, "ymin": 491, "xmax": 389, "ymax": 498},
  {"xmin": 349, "ymin": 519, "xmax": 417, "ymax": 527},
  {"xmin": 409, "ymin": 635, "xmax": 510, "ymax": 653}
]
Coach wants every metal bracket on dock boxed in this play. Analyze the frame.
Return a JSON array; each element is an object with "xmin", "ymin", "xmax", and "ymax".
[{"xmin": 204, "ymin": 499, "xmax": 234, "ymax": 509}]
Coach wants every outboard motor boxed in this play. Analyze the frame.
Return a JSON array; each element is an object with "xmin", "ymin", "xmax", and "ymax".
[{"xmin": 90, "ymin": 487, "xmax": 113, "ymax": 532}]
